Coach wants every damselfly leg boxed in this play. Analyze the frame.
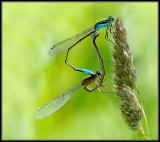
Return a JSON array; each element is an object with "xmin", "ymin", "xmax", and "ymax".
[{"xmin": 105, "ymin": 23, "xmax": 115, "ymax": 44}]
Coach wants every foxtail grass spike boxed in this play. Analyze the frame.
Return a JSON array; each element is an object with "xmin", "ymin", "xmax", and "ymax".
[{"xmin": 112, "ymin": 17, "xmax": 149, "ymax": 139}]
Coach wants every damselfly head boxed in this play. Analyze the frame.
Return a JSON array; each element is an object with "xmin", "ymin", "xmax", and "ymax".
[
  {"xmin": 96, "ymin": 70, "xmax": 101, "ymax": 76},
  {"xmin": 109, "ymin": 16, "xmax": 115, "ymax": 22}
]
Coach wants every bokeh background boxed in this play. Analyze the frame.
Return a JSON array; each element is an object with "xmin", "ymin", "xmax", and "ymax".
[{"xmin": 2, "ymin": 2, "xmax": 158, "ymax": 140}]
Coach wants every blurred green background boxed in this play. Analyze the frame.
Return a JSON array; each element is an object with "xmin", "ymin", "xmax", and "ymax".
[{"xmin": 2, "ymin": 2, "xmax": 158, "ymax": 140}]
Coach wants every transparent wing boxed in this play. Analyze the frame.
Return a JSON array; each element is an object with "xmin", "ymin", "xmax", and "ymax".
[
  {"xmin": 36, "ymin": 82, "xmax": 82, "ymax": 119},
  {"xmin": 48, "ymin": 25, "xmax": 95, "ymax": 56}
]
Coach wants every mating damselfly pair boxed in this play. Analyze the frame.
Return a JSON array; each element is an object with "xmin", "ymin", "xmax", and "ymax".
[{"xmin": 36, "ymin": 16, "xmax": 115, "ymax": 119}]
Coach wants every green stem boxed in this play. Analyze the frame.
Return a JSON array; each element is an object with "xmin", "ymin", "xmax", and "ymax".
[
  {"xmin": 140, "ymin": 126, "xmax": 147, "ymax": 139},
  {"xmin": 142, "ymin": 107, "xmax": 150, "ymax": 139},
  {"xmin": 134, "ymin": 94, "xmax": 149, "ymax": 139}
]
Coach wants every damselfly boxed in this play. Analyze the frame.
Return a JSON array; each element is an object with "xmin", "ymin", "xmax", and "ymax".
[
  {"xmin": 36, "ymin": 33, "xmax": 110, "ymax": 119},
  {"xmin": 36, "ymin": 70, "xmax": 105, "ymax": 119},
  {"xmin": 49, "ymin": 16, "xmax": 115, "ymax": 56},
  {"xmin": 48, "ymin": 16, "xmax": 115, "ymax": 74}
]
